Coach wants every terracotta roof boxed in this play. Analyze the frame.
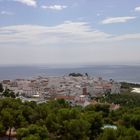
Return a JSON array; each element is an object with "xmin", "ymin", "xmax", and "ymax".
[{"xmin": 55, "ymin": 96, "xmax": 75, "ymax": 100}]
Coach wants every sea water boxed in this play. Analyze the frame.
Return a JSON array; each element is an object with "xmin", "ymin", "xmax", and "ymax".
[{"xmin": 0, "ymin": 65, "xmax": 140, "ymax": 83}]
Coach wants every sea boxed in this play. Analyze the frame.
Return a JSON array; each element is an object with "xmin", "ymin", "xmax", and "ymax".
[{"xmin": 0, "ymin": 65, "xmax": 140, "ymax": 83}]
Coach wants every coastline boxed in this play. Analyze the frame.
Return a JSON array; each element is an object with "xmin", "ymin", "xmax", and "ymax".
[
  {"xmin": 131, "ymin": 88, "xmax": 140, "ymax": 93},
  {"xmin": 0, "ymin": 65, "xmax": 140, "ymax": 83}
]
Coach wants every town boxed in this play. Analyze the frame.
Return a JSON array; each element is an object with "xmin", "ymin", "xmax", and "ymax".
[{"xmin": 1, "ymin": 73, "xmax": 121, "ymax": 107}]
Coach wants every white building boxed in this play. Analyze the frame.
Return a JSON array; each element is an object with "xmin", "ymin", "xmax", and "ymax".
[{"xmin": 111, "ymin": 82, "xmax": 121, "ymax": 94}]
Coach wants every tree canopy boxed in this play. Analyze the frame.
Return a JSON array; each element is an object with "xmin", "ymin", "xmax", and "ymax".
[{"xmin": 0, "ymin": 90, "xmax": 140, "ymax": 140}]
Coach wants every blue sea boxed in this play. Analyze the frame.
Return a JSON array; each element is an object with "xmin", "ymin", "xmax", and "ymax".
[{"xmin": 0, "ymin": 65, "xmax": 140, "ymax": 83}]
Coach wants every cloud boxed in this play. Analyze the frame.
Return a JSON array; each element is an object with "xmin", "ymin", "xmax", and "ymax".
[
  {"xmin": 113, "ymin": 33, "xmax": 140, "ymax": 41},
  {"xmin": 101, "ymin": 16, "xmax": 136, "ymax": 24},
  {"xmin": 0, "ymin": 22, "xmax": 140, "ymax": 65},
  {"xmin": 14, "ymin": 0, "xmax": 37, "ymax": 7},
  {"xmin": 0, "ymin": 21, "xmax": 140, "ymax": 46},
  {"xmin": 1, "ymin": 11, "xmax": 14, "ymax": 15},
  {"xmin": 0, "ymin": 21, "xmax": 140, "ymax": 47},
  {"xmin": 41, "ymin": 5, "xmax": 67, "ymax": 10},
  {"xmin": 0, "ymin": 21, "xmax": 111, "ymax": 45},
  {"xmin": 135, "ymin": 6, "xmax": 140, "ymax": 12}
]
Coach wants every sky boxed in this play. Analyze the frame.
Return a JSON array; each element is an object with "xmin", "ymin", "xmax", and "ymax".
[{"xmin": 0, "ymin": 0, "xmax": 140, "ymax": 66}]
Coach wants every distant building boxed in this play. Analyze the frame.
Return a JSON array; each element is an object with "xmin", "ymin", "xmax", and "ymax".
[
  {"xmin": 55, "ymin": 95, "xmax": 75, "ymax": 106},
  {"xmin": 2, "ymin": 80, "xmax": 11, "ymax": 84},
  {"xmin": 110, "ymin": 103, "xmax": 120, "ymax": 111},
  {"xmin": 111, "ymin": 82, "xmax": 121, "ymax": 94},
  {"xmin": 2, "ymin": 75, "xmax": 121, "ymax": 104},
  {"xmin": 102, "ymin": 125, "xmax": 117, "ymax": 130}
]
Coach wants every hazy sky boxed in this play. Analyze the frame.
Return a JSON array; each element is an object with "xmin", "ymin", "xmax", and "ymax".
[{"xmin": 0, "ymin": 0, "xmax": 140, "ymax": 66}]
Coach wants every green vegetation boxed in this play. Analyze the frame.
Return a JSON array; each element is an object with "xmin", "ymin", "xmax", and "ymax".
[
  {"xmin": 0, "ymin": 82, "xmax": 140, "ymax": 140},
  {"xmin": 101, "ymin": 82, "xmax": 140, "ymax": 107},
  {"xmin": 102, "ymin": 92, "xmax": 140, "ymax": 107},
  {"xmin": 0, "ymin": 83, "xmax": 17, "ymax": 98},
  {"xmin": 2, "ymin": 88, "xmax": 16, "ymax": 98},
  {"xmin": 69, "ymin": 73, "xmax": 83, "ymax": 77},
  {"xmin": 0, "ymin": 83, "xmax": 4, "ymax": 93},
  {"xmin": 121, "ymin": 82, "xmax": 140, "ymax": 89},
  {"xmin": 0, "ymin": 95, "xmax": 139, "ymax": 140}
]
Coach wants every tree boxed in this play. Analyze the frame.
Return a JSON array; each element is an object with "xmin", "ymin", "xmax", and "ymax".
[
  {"xmin": 69, "ymin": 73, "xmax": 83, "ymax": 77},
  {"xmin": 117, "ymin": 126, "xmax": 140, "ymax": 140},
  {"xmin": 17, "ymin": 124, "xmax": 48, "ymax": 140},
  {"xmin": 83, "ymin": 111, "xmax": 103, "ymax": 140},
  {"xmin": 130, "ymin": 115, "xmax": 140, "ymax": 130},
  {"xmin": 61, "ymin": 119, "xmax": 90, "ymax": 140},
  {"xmin": 0, "ymin": 83, "xmax": 3, "ymax": 93},
  {"xmin": 2, "ymin": 89, "xmax": 16, "ymax": 98},
  {"xmin": 0, "ymin": 108, "xmax": 15, "ymax": 140},
  {"xmin": 0, "ymin": 98, "xmax": 26, "ymax": 139},
  {"xmin": 22, "ymin": 135, "xmax": 40, "ymax": 140},
  {"xmin": 97, "ymin": 129, "xmax": 117, "ymax": 140},
  {"xmin": 85, "ymin": 104, "xmax": 110, "ymax": 115},
  {"xmin": 0, "ymin": 121, "xmax": 5, "ymax": 134}
]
